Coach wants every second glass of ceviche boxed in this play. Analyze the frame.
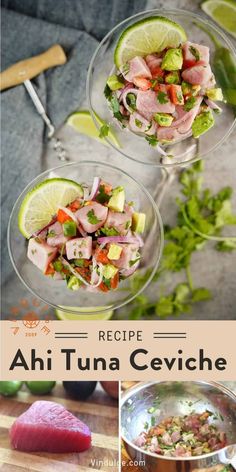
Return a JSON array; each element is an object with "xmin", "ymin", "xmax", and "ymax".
[
  {"xmin": 8, "ymin": 161, "xmax": 163, "ymax": 316},
  {"xmin": 87, "ymin": 9, "xmax": 236, "ymax": 167}
]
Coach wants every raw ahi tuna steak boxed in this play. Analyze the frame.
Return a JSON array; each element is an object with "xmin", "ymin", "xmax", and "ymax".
[{"xmin": 10, "ymin": 400, "xmax": 91, "ymax": 453}]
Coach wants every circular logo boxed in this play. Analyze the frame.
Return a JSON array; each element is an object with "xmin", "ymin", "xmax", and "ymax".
[{"xmin": 22, "ymin": 311, "xmax": 40, "ymax": 328}]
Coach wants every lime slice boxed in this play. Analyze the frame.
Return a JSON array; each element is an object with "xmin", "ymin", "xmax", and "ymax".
[
  {"xmin": 201, "ymin": 0, "xmax": 236, "ymax": 38},
  {"xmin": 18, "ymin": 178, "xmax": 83, "ymax": 239},
  {"xmin": 55, "ymin": 306, "xmax": 113, "ymax": 320},
  {"xmin": 114, "ymin": 16, "xmax": 187, "ymax": 68},
  {"xmin": 67, "ymin": 110, "xmax": 120, "ymax": 147}
]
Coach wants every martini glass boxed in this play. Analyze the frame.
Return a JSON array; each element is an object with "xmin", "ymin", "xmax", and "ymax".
[
  {"xmin": 87, "ymin": 9, "xmax": 236, "ymax": 168},
  {"xmin": 8, "ymin": 161, "xmax": 163, "ymax": 316}
]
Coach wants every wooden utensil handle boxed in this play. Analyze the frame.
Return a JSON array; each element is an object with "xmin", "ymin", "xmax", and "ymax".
[{"xmin": 0, "ymin": 44, "xmax": 66, "ymax": 91}]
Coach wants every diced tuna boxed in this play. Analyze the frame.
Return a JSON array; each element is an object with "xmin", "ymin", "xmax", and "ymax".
[
  {"xmin": 182, "ymin": 63, "xmax": 212, "ymax": 85},
  {"xmin": 134, "ymin": 433, "xmax": 146, "ymax": 447},
  {"xmin": 157, "ymin": 126, "xmax": 192, "ymax": 142},
  {"xmin": 183, "ymin": 41, "xmax": 209, "ymax": 66},
  {"xmin": 145, "ymin": 54, "xmax": 162, "ymax": 70},
  {"xmin": 66, "ymin": 237, "xmax": 92, "ymax": 260},
  {"xmin": 105, "ymin": 207, "xmax": 132, "ymax": 235},
  {"xmin": 136, "ymin": 90, "xmax": 175, "ymax": 120},
  {"xmin": 47, "ymin": 221, "xmax": 69, "ymax": 247},
  {"xmin": 170, "ymin": 96, "xmax": 202, "ymax": 134},
  {"xmin": 75, "ymin": 202, "xmax": 108, "ymax": 233},
  {"xmin": 111, "ymin": 243, "xmax": 139, "ymax": 269},
  {"xmin": 27, "ymin": 238, "xmax": 57, "ymax": 273},
  {"xmin": 121, "ymin": 56, "xmax": 152, "ymax": 82}
]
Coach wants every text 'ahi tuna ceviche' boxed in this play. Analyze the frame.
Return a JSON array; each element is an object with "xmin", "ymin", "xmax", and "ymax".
[
  {"xmin": 105, "ymin": 40, "xmax": 223, "ymax": 154},
  {"xmin": 24, "ymin": 178, "xmax": 146, "ymax": 292},
  {"xmin": 134, "ymin": 410, "xmax": 227, "ymax": 457}
]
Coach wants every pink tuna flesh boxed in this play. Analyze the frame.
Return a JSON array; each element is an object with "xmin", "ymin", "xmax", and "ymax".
[
  {"xmin": 10, "ymin": 400, "xmax": 91, "ymax": 453},
  {"xmin": 182, "ymin": 63, "xmax": 212, "ymax": 85},
  {"xmin": 105, "ymin": 208, "xmax": 132, "ymax": 236},
  {"xmin": 121, "ymin": 56, "xmax": 152, "ymax": 82},
  {"xmin": 183, "ymin": 42, "xmax": 209, "ymax": 65},
  {"xmin": 66, "ymin": 236, "xmax": 92, "ymax": 260},
  {"xmin": 47, "ymin": 221, "xmax": 69, "ymax": 247},
  {"xmin": 27, "ymin": 238, "xmax": 57, "ymax": 273},
  {"xmin": 75, "ymin": 202, "xmax": 108, "ymax": 233},
  {"xmin": 136, "ymin": 90, "xmax": 175, "ymax": 120},
  {"xmin": 112, "ymin": 243, "xmax": 139, "ymax": 269}
]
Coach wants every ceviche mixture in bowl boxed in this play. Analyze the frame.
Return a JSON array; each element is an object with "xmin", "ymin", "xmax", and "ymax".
[
  {"xmin": 134, "ymin": 410, "xmax": 227, "ymax": 457},
  {"xmin": 8, "ymin": 162, "xmax": 163, "ymax": 314},
  {"xmin": 88, "ymin": 10, "xmax": 236, "ymax": 166}
]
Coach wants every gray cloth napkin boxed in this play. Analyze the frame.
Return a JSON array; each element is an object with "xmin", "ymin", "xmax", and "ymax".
[{"xmin": 1, "ymin": 0, "xmax": 146, "ymax": 317}]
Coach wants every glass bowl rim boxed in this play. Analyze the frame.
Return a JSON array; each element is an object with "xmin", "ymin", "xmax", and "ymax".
[
  {"xmin": 86, "ymin": 8, "xmax": 236, "ymax": 169},
  {"xmin": 7, "ymin": 160, "xmax": 164, "ymax": 315}
]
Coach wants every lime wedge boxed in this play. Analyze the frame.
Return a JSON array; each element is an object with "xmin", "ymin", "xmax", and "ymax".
[
  {"xmin": 55, "ymin": 306, "xmax": 113, "ymax": 320},
  {"xmin": 67, "ymin": 110, "xmax": 120, "ymax": 147},
  {"xmin": 201, "ymin": 0, "xmax": 236, "ymax": 38},
  {"xmin": 18, "ymin": 178, "xmax": 83, "ymax": 239},
  {"xmin": 114, "ymin": 16, "xmax": 187, "ymax": 68}
]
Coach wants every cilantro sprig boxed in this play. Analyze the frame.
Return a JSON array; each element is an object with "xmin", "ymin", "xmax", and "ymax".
[{"xmin": 120, "ymin": 160, "xmax": 236, "ymax": 319}]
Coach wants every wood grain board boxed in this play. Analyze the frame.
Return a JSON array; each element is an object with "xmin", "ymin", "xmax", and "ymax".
[{"xmin": 0, "ymin": 383, "xmax": 119, "ymax": 471}]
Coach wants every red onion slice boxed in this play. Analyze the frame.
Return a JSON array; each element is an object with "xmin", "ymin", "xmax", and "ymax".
[
  {"xmin": 205, "ymin": 98, "xmax": 222, "ymax": 113},
  {"xmin": 60, "ymin": 256, "xmax": 103, "ymax": 288},
  {"xmin": 88, "ymin": 177, "xmax": 100, "ymax": 200},
  {"xmin": 97, "ymin": 235, "xmax": 141, "ymax": 245},
  {"xmin": 32, "ymin": 217, "xmax": 57, "ymax": 238}
]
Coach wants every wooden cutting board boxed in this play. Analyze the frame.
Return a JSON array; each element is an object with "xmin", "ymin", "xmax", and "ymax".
[{"xmin": 0, "ymin": 383, "xmax": 118, "ymax": 472}]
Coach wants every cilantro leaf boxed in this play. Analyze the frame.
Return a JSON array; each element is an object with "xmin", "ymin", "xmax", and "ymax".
[
  {"xmin": 104, "ymin": 84, "xmax": 112, "ymax": 100},
  {"xmin": 96, "ymin": 185, "xmax": 111, "ymax": 204},
  {"xmin": 157, "ymin": 91, "xmax": 168, "ymax": 104},
  {"xmin": 110, "ymin": 95, "xmax": 125, "ymax": 122},
  {"xmin": 99, "ymin": 124, "xmax": 110, "ymax": 139},
  {"xmin": 87, "ymin": 209, "xmax": 101, "ymax": 225},
  {"xmin": 145, "ymin": 135, "xmax": 159, "ymax": 146},
  {"xmin": 101, "ymin": 226, "xmax": 119, "ymax": 236}
]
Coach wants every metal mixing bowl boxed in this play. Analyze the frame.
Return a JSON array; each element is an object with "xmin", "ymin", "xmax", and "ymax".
[{"xmin": 121, "ymin": 381, "xmax": 236, "ymax": 472}]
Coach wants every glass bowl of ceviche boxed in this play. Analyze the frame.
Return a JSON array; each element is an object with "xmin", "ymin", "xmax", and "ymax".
[
  {"xmin": 87, "ymin": 9, "xmax": 236, "ymax": 168},
  {"xmin": 8, "ymin": 161, "xmax": 163, "ymax": 316}
]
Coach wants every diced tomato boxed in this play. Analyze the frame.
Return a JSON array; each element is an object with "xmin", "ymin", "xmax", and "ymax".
[
  {"xmin": 150, "ymin": 66, "xmax": 165, "ymax": 80},
  {"xmin": 110, "ymin": 272, "xmax": 119, "ymax": 290},
  {"xmin": 100, "ymin": 181, "xmax": 112, "ymax": 194},
  {"xmin": 45, "ymin": 264, "xmax": 55, "ymax": 276},
  {"xmin": 69, "ymin": 199, "xmax": 81, "ymax": 212},
  {"xmin": 99, "ymin": 281, "xmax": 109, "ymax": 292},
  {"xmin": 76, "ymin": 267, "xmax": 91, "ymax": 282},
  {"xmin": 169, "ymin": 85, "xmax": 184, "ymax": 105},
  {"xmin": 183, "ymin": 59, "xmax": 196, "ymax": 69},
  {"xmin": 155, "ymin": 427, "xmax": 165, "ymax": 436},
  {"xmin": 133, "ymin": 77, "xmax": 152, "ymax": 91},
  {"xmin": 95, "ymin": 248, "xmax": 110, "ymax": 264},
  {"xmin": 57, "ymin": 209, "xmax": 72, "ymax": 223}
]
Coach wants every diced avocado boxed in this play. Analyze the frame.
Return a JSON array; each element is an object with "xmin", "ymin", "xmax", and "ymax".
[
  {"xmin": 192, "ymin": 111, "xmax": 215, "ymax": 138},
  {"xmin": 108, "ymin": 186, "xmax": 125, "ymax": 212},
  {"xmin": 132, "ymin": 212, "xmax": 146, "ymax": 233},
  {"xmin": 161, "ymin": 48, "xmax": 183, "ymax": 71},
  {"xmin": 182, "ymin": 82, "xmax": 200, "ymax": 96},
  {"xmin": 154, "ymin": 113, "xmax": 174, "ymax": 127},
  {"xmin": 67, "ymin": 275, "xmax": 81, "ymax": 290},
  {"xmin": 103, "ymin": 264, "xmax": 118, "ymax": 279},
  {"xmin": 205, "ymin": 88, "xmax": 223, "ymax": 101},
  {"xmin": 107, "ymin": 74, "xmax": 124, "ymax": 91},
  {"xmin": 165, "ymin": 71, "xmax": 180, "ymax": 84},
  {"xmin": 107, "ymin": 244, "xmax": 122, "ymax": 260}
]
